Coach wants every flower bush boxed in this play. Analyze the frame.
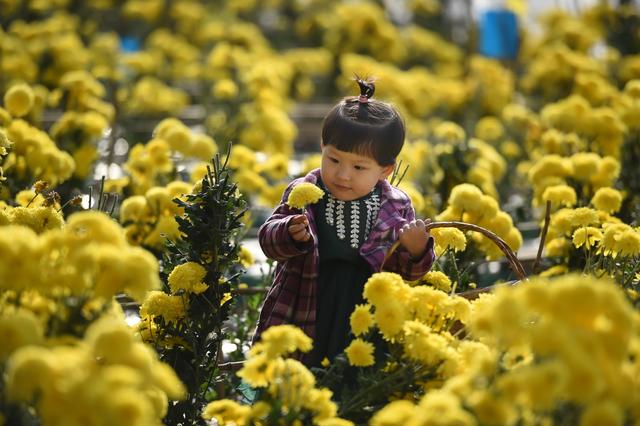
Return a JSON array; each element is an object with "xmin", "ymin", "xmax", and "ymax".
[{"xmin": 137, "ymin": 152, "xmax": 248, "ymax": 424}]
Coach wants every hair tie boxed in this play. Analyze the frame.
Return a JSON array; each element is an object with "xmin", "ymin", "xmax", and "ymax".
[{"xmin": 358, "ymin": 94, "xmax": 369, "ymax": 104}]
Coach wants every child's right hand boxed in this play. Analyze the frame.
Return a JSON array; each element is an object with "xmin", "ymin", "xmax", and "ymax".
[{"xmin": 288, "ymin": 214, "xmax": 310, "ymax": 242}]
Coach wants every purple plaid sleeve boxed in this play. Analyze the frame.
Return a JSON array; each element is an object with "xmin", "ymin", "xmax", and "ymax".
[
  {"xmin": 385, "ymin": 236, "xmax": 436, "ymax": 281},
  {"xmin": 381, "ymin": 203, "xmax": 435, "ymax": 280},
  {"xmin": 258, "ymin": 180, "xmax": 315, "ymax": 262}
]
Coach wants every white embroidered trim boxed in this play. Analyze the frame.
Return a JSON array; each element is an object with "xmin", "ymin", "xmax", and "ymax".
[
  {"xmin": 364, "ymin": 192, "xmax": 380, "ymax": 237},
  {"xmin": 350, "ymin": 202, "xmax": 360, "ymax": 248},
  {"xmin": 324, "ymin": 190, "xmax": 380, "ymax": 248},
  {"xmin": 335, "ymin": 200, "xmax": 346, "ymax": 240},
  {"xmin": 326, "ymin": 195, "xmax": 335, "ymax": 226}
]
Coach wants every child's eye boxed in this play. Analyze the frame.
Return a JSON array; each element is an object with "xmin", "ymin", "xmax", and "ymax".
[
  {"xmin": 329, "ymin": 157, "xmax": 339, "ymax": 163},
  {"xmin": 354, "ymin": 165, "xmax": 366, "ymax": 171}
]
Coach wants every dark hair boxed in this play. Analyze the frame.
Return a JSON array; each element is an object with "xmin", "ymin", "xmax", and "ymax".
[{"xmin": 321, "ymin": 77, "xmax": 405, "ymax": 166}]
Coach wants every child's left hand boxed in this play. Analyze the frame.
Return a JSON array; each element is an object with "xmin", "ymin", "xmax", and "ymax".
[{"xmin": 398, "ymin": 219, "xmax": 431, "ymax": 259}]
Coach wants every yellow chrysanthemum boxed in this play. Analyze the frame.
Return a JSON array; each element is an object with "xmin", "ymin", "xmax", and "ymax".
[
  {"xmin": 419, "ymin": 390, "xmax": 475, "ymax": 425},
  {"xmin": 4, "ymin": 346, "xmax": 55, "ymax": 401},
  {"xmin": 590, "ymin": 156, "xmax": 620, "ymax": 188},
  {"xmin": 236, "ymin": 169, "xmax": 268, "ymax": 195},
  {"xmin": 479, "ymin": 195, "xmax": 499, "ymax": 217},
  {"xmin": 613, "ymin": 229, "xmax": 640, "ymax": 257},
  {"xmin": 591, "ymin": 187, "xmax": 623, "ymax": 214},
  {"xmin": 599, "ymin": 223, "xmax": 632, "ymax": 256},
  {"xmin": 402, "ymin": 320, "xmax": 448, "ymax": 365},
  {"xmin": 571, "ymin": 207, "xmax": 599, "ymax": 227},
  {"xmin": 431, "ymin": 227, "xmax": 466, "ymax": 254},
  {"xmin": 4, "ymin": 83, "xmax": 34, "ymax": 117},
  {"xmin": 228, "ymin": 144, "xmax": 257, "ymax": 170},
  {"xmin": 374, "ymin": 300, "xmax": 407, "ymax": 341},
  {"xmin": 212, "ymin": 79, "xmax": 239, "ymax": 100},
  {"xmin": 237, "ymin": 351, "xmax": 270, "ymax": 388},
  {"xmin": 528, "ymin": 155, "xmax": 572, "ymax": 185},
  {"xmin": 344, "ymin": 338, "xmax": 375, "ymax": 367},
  {"xmin": 301, "ymin": 153, "xmax": 322, "ymax": 175},
  {"xmin": 548, "ymin": 209, "xmax": 575, "ymax": 237},
  {"xmin": 398, "ymin": 184, "xmax": 425, "ymax": 214},
  {"xmin": 545, "ymin": 237, "xmax": 570, "ymax": 257},
  {"xmin": 202, "ymin": 399, "xmax": 250, "ymax": 424},
  {"xmin": 434, "ymin": 121, "xmax": 466, "ymax": 144},
  {"xmin": 260, "ymin": 324, "xmax": 312, "ymax": 358},
  {"xmin": 349, "ymin": 304, "xmax": 374, "ymax": 336},
  {"xmin": 286, "ymin": 182, "xmax": 324, "ymax": 209},
  {"xmin": 0, "ymin": 128, "xmax": 12, "ymax": 154},
  {"xmin": 422, "ymin": 271, "xmax": 452, "ymax": 293},
  {"xmin": 542, "ymin": 185, "xmax": 577, "ymax": 208},
  {"xmin": 448, "ymin": 184, "xmax": 483, "ymax": 213},
  {"xmin": 539, "ymin": 265, "xmax": 568, "ymax": 277},
  {"xmin": 580, "ymin": 400, "xmax": 623, "ymax": 426},
  {"xmin": 572, "ymin": 227, "xmax": 603, "ymax": 249},
  {"xmin": 238, "ymin": 245, "xmax": 254, "ymax": 268},
  {"xmin": 139, "ymin": 291, "xmax": 186, "ymax": 324},
  {"xmin": 0, "ymin": 309, "xmax": 44, "ymax": 361},
  {"xmin": 570, "ymin": 152, "xmax": 600, "ymax": 182},
  {"xmin": 189, "ymin": 133, "xmax": 217, "ymax": 161},
  {"xmin": 259, "ymin": 153, "xmax": 289, "ymax": 181},
  {"xmin": 370, "ymin": 400, "xmax": 417, "ymax": 426},
  {"xmin": 167, "ymin": 262, "xmax": 208, "ymax": 294},
  {"xmin": 475, "ymin": 116, "xmax": 504, "ymax": 142},
  {"xmin": 363, "ymin": 272, "xmax": 403, "ymax": 306}
]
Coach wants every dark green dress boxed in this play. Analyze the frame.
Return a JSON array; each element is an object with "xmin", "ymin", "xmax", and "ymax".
[{"xmin": 309, "ymin": 179, "xmax": 381, "ymax": 366}]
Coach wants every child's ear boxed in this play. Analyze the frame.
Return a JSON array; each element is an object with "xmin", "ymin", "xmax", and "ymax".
[{"xmin": 380, "ymin": 163, "xmax": 395, "ymax": 180}]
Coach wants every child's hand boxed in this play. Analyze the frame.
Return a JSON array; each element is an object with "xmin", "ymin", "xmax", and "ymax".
[
  {"xmin": 399, "ymin": 219, "xmax": 431, "ymax": 258},
  {"xmin": 288, "ymin": 214, "xmax": 311, "ymax": 242}
]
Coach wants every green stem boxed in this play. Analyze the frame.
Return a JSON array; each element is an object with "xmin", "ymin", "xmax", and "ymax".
[
  {"xmin": 619, "ymin": 257, "xmax": 630, "ymax": 287},
  {"xmin": 25, "ymin": 193, "xmax": 39, "ymax": 207},
  {"xmin": 448, "ymin": 250, "xmax": 461, "ymax": 295},
  {"xmin": 583, "ymin": 244, "xmax": 593, "ymax": 275},
  {"xmin": 338, "ymin": 363, "xmax": 426, "ymax": 417},
  {"xmin": 622, "ymin": 257, "xmax": 638, "ymax": 288}
]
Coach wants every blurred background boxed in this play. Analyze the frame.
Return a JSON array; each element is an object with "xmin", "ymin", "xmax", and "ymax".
[{"xmin": 2, "ymin": 1, "xmax": 640, "ymax": 424}]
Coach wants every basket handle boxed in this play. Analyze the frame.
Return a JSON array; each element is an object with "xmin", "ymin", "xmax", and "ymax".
[{"xmin": 380, "ymin": 220, "xmax": 526, "ymax": 281}]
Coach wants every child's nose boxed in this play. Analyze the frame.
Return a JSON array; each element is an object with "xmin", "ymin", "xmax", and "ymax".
[{"xmin": 336, "ymin": 166, "xmax": 351, "ymax": 180}]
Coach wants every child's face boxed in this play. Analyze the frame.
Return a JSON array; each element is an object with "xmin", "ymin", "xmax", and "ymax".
[{"xmin": 320, "ymin": 144, "xmax": 394, "ymax": 201}]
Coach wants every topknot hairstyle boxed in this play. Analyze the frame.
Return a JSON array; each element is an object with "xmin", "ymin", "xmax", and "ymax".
[{"xmin": 321, "ymin": 76, "xmax": 405, "ymax": 166}]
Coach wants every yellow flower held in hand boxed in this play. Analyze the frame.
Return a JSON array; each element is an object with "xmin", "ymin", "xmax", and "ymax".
[
  {"xmin": 287, "ymin": 182, "xmax": 324, "ymax": 209},
  {"xmin": 345, "ymin": 338, "xmax": 375, "ymax": 367}
]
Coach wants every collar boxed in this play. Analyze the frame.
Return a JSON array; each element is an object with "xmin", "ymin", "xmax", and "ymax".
[{"xmin": 304, "ymin": 168, "xmax": 406, "ymax": 209}]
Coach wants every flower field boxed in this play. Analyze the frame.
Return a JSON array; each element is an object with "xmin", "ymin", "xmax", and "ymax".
[{"xmin": 1, "ymin": 1, "xmax": 640, "ymax": 425}]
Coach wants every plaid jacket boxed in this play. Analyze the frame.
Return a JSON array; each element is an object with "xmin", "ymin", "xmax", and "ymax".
[{"xmin": 253, "ymin": 168, "xmax": 435, "ymax": 344}]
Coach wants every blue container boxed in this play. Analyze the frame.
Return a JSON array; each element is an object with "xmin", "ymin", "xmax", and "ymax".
[
  {"xmin": 120, "ymin": 36, "xmax": 141, "ymax": 53},
  {"xmin": 479, "ymin": 9, "xmax": 519, "ymax": 60}
]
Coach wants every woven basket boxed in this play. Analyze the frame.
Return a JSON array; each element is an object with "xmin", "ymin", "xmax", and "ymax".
[{"xmin": 381, "ymin": 220, "xmax": 527, "ymax": 281}]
